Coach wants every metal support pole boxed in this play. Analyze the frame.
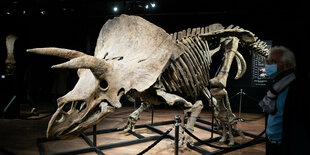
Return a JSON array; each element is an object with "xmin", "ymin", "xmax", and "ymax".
[
  {"xmin": 151, "ymin": 105, "xmax": 154, "ymax": 126},
  {"xmin": 174, "ymin": 115, "xmax": 180, "ymax": 155},
  {"xmin": 93, "ymin": 125, "xmax": 97, "ymax": 146},
  {"xmin": 238, "ymin": 89, "xmax": 243, "ymax": 118},
  {"xmin": 211, "ymin": 105, "xmax": 214, "ymax": 139}
]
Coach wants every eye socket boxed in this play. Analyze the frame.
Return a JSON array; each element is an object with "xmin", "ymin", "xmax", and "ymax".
[{"xmin": 99, "ymin": 79, "xmax": 109, "ymax": 91}]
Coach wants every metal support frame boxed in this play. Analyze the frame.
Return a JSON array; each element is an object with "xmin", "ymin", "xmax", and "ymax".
[
  {"xmin": 37, "ymin": 119, "xmax": 175, "ymax": 155},
  {"xmin": 192, "ymin": 118, "xmax": 265, "ymax": 154},
  {"xmin": 37, "ymin": 108, "xmax": 265, "ymax": 155}
]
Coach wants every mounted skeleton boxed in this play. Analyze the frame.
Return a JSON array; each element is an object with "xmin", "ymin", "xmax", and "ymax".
[{"xmin": 27, "ymin": 15, "xmax": 268, "ymax": 146}]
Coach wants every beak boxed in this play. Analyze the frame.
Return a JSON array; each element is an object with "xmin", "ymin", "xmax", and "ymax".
[{"xmin": 47, "ymin": 101, "xmax": 115, "ymax": 139}]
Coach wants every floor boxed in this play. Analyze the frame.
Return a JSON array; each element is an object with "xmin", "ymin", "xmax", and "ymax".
[{"xmin": 0, "ymin": 102, "xmax": 266, "ymax": 155}]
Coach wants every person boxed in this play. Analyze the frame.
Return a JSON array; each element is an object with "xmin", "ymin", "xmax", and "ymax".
[{"xmin": 259, "ymin": 46, "xmax": 296, "ymax": 155}]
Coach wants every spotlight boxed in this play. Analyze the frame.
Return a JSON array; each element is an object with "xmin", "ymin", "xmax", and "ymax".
[
  {"xmin": 41, "ymin": 10, "xmax": 46, "ymax": 15},
  {"xmin": 145, "ymin": 4, "xmax": 149, "ymax": 9},
  {"xmin": 6, "ymin": 11, "xmax": 10, "ymax": 15},
  {"xmin": 22, "ymin": 10, "xmax": 26, "ymax": 14},
  {"xmin": 113, "ymin": 6, "xmax": 118, "ymax": 12},
  {"xmin": 150, "ymin": 2, "xmax": 156, "ymax": 8}
]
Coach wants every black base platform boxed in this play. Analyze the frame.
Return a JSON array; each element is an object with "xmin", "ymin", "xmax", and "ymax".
[{"xmin": 37, "ymin": 117, "xmax": 265, "ymax": 155}]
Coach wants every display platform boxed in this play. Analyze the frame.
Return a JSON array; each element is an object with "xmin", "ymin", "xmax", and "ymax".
[{"xmin": 36, "ymin": 107, "xmax": 265, "ymax": 155}]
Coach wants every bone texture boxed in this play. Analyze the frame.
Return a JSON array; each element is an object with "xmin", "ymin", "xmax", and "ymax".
[
  {"xmin": 5, "ymin": 34, "xmax": 18, "ymax": 64},
  {"xmin": 27, "ymin": 15, "xmax": 269, "ymax": 144},
  {"xmin": 160, "ymin": 35, "xmax": 211, "ymax": 97},
  {"xmin": 27, "ymin": 47, "xmax": 85, "ymax": 59}
]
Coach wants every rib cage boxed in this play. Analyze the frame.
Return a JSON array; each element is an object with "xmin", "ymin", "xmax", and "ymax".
[
  {"xmin": 158, "ymin": 23, "xmax": 269, "ymax": 98},
  {"xmin": 159, "ymin": 24, "xmax": 224, "ymax": 97},
  {"xmin": 160, "ymin": 35, "xmax": 211, "ymax": 97}
]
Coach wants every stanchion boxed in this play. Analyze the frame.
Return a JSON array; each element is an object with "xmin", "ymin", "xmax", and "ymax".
[
  {"xmin": 93, "ymin": 125, "xmax": 97, "ymax": 146},
  {"xmin": 174, "ymin": 115, "xmax": 180, "ymax": 155},
  {"xmin": 238, "ymin": 89, "xmax": 243, "ymax": 118},
  {"xmin": 230, "ymin": 88, "xmax": 261, "ymax": 122},
  {"xmin": 181, "ymin": 123, "xmax": 266, "ymax": 150},
  {"xmin": 137, "ymin": 123, "xmax": 174, "ymax": 155},
  {"xmin": 151, "ymin": 104, "xmax": 154, "ymax": 126},
  {"xmin": 211, "ymin": 104, "xmax": 215, "ymax": 139}
]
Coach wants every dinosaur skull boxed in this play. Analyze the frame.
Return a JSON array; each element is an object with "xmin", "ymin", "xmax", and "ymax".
[
  {"xmin": 27, "ymin": 48, "xmax": 126, "ymax": 139},
  {"xmin": 47, "ymin": 68, "xmax": 119, "ymax": 139},
  {"xmin": 27, "ymin": 14, "xmax": 177, "ymax": 139}
]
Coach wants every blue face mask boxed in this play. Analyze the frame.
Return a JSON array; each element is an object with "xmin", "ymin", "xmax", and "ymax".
[{"xmin": 265, "ymin": 64, "xmax": 277, "ymax": 77}]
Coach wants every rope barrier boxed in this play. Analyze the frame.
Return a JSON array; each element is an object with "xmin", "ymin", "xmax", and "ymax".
[
  {"xmin": 181, "ymin": 124, "xmax": 265, "ymax": 150},
  {"xmin": 20, "ymin": 112, "xmax": 53, "ymax": 120},
  {"xmin": 243, "ymin": 115, "xmax": 265, "ymax": 121},
  {"xmin": 137, "ymin": 124, "xmax": 175, "ymax": 155}
]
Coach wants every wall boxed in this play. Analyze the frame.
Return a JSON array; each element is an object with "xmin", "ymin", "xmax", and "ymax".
[{"xmin": 0, "ymin": 1, "xmax": 308, "ymax": 113}]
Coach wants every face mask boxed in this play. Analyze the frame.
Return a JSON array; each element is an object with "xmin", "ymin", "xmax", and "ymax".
[{"xmin": 265, "ymin": 64, "xmax": 277, "ymax": 77}]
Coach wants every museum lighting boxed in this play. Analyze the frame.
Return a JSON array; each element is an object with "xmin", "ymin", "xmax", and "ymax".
[
  {"xmin": 41, "ymin": 10, "xmax": 46, "ymax": 15},
  {"xmin": 150, "ymin": 2, "xmax": 156, "ymax": 8},
  {"xmin": 145, "ymin": 2, "xmax": 156, "ymax": 10},
  {"xmin": 113, "ymin": 6, "xmax": 118, "ymax": 12}
]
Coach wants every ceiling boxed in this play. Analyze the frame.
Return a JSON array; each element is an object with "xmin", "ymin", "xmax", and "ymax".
[{"xmin": 0, "ymin": 0, "xmax": 299, "ymax": 18}]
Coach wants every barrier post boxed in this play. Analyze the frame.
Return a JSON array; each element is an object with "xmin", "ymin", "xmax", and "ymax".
[
  {"xmin": 174, "ymin": 115, "xmax": 181, "ymax": 155},
  {"xmin": 93, "ymin": 125, "xmax": 97, "ymax": 146}
]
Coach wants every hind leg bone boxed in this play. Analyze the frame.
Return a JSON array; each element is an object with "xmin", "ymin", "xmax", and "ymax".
[{"xmin": 179, "ymin": 100, "xmax": 204, "ymax": 147}]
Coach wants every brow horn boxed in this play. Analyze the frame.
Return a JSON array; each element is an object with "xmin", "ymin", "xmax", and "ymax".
[
  {"xmin": 27, "ymin": 47, "xmax": 86, "ymax": 59},
  {"xmin": 52, "ymin": 55, "xmax": 110, "ymax": 79}
]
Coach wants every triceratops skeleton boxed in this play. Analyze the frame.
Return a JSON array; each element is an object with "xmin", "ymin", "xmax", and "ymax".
[{"xmin": 27, "ymin": 15, "xmax": 268, "ymax": 146}]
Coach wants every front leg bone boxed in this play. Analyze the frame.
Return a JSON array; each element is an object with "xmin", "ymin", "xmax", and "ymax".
[
  {"xmin": 219, "ymin": 123, "xmax": 227, "ymax": 143},
  {"xmin": 228, "ymin": 125, "xmax": 235, "ymax": 146},
  {"xmin": 233, "ymin": 123, "xmax": 246, "ymax": 141},
  {"xmin": 211, "ymin": 88, "xmax": 238, "ymax": 145},
  {"xmin": 118, "ymin": 101, "xmax": 150, "ymax": 132}
]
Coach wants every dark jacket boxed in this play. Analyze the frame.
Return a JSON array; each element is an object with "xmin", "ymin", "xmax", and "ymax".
[{"xmin": 281, "ymin": 75, "xmax": 310, "ymax": 155}]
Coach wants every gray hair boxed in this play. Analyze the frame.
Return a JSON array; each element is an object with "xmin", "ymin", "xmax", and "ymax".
[{"xmin": 270, "ymin": 46, "xmax": 296, "ymax": 68}]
